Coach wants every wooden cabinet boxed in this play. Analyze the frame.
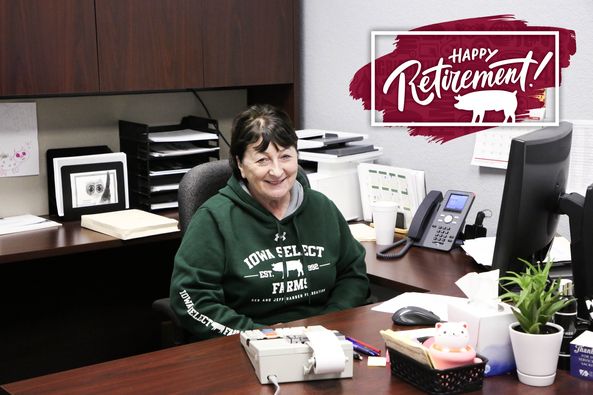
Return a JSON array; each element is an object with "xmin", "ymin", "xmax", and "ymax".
[
  {"xmin": 202, "ymin": 0, "xmax": 294, "ymax": 88},
  {"xmin": 95, "ymin": 0, "xmax": 204, "ymax": 92},
  {"xmin": 0, "ymin": 0, "xmax": 99, "ymax": 96},
  {"xmin": 0, "ymin": 0, "xmax": 298, "ymax": 121}
]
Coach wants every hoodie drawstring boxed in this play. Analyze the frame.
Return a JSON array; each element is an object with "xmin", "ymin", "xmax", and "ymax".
[
  {"xmin": 293, "ymin": 215, "xmax": 311, "ymax": 304},
  {"xmin": 275, "ymin": 221, "xmax": 287, "ymax": 304}
]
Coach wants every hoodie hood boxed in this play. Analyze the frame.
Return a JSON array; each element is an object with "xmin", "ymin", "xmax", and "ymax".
[{"xmin": 219, "ymin": 171, "xmax": 310, "ymax": 223}]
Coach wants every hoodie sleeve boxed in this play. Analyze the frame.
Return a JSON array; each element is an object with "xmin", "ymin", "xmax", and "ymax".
[
  {"xmin": 169, "ymin": 208, "xmax": 263, "ymax": 340},
  {"xmin": 321, "ymin": 210, "xmax": 370, "ymax": 314}
]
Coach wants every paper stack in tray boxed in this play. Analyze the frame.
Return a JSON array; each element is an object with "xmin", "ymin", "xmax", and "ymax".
[
  {"xmin": 81, "ymin": 209, "xmax": 179, "ymax": 240},
  {"xmin": 380, "ymin": 328, "xmax": 437, "ymax": 368}
]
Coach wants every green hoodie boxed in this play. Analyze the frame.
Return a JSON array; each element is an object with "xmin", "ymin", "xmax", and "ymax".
[{"xmin": 170, "ymin": 172, "xmax": 369, "ymax": 340}]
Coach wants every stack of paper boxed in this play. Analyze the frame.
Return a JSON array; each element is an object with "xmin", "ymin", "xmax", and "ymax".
[
  {"xmin": 81, "ymin": 209, "xmax": 179, "ymax": 240},
  {"xmin": 461, "ymin": 236, "xmax": 571, "ymax": 267},
  {"xmin": 0, "ymin": 214, "xmax": 61, "ymax": 236},
  {"xmin": 380, "ymin": 328, "xmax": 437, "ymax": 368}
]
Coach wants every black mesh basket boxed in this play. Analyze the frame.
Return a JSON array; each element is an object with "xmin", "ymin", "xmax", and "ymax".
[{"xmin": 388, "ymin": 347, "xmax": 488, "ymax": 395}]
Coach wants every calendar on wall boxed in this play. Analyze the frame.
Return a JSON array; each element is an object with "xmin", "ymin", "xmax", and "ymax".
[{"xmin": 470, "ymin": 126, "xmax": 537, "ymax": 169}]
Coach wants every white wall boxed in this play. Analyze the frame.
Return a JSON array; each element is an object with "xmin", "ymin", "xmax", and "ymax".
[
  {"xmin": 0, "ymin": 90, "xmax": 245, "ymax": 217},
  {"xmin": 301, "ymin": 0, "xmax": 593, "ymax": 237}
]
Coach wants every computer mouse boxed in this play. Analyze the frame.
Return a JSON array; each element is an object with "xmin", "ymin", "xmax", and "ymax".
[{"xmin": 392, "ymin": 306, "xmax": 442, "ymax": 326}]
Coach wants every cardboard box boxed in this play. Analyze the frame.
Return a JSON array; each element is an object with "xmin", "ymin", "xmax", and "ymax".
[
  {"xmin": 448, "ymin": 301, "xmax": 516, "ymax": 376},
  {"xmin": 570, "ymin": 330, "xmax": 593, "ymax": 380}
]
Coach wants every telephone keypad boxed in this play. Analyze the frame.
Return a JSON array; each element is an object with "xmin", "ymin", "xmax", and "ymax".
[{"xmin": 432, "ymin": 225, "xmax": 453, "ymax": 245}]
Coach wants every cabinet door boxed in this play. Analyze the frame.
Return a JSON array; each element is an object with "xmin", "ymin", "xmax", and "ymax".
[
  {"xmin": 203, "ymin": 0, "xmax": 294, "ymax": 88},
  {"xmin": 96, "ymin": 0, "xmax": 203, "ymax": 92},
  {"xmin": 0, "ymin": 0, "xmax": 99, "ymax": 96}
]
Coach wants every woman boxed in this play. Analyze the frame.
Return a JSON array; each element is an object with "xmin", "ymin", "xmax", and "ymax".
[{"xmin": 170, "ymin": 104, "xmax": 369, "ymax": 340}]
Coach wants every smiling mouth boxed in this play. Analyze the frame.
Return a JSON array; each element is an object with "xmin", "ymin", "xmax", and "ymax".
[{"xmin": 266, "ymin": 177, "xmax": 286, "ymax": 185}]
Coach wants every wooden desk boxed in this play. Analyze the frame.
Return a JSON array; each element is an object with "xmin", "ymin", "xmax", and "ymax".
[
  {"xmin": 0, "ymin": 214, "xmax": 182, "ymax": 383},
  {"xmin": 3, "ymin": 241, "xmax": 590, "ymax": 394},
  {"xmin": 362, "ymin": 242, "xmax": 478, "ymax": 297},
  {"xmin": 0, "ymin": 211, "xmax": 180, "ymax": 265},
  {"xmin": 2, "ymin": 303, "xmax": 590, "ymax": 395}
]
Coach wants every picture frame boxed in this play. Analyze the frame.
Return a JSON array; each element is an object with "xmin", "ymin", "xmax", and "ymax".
[
  {"xmin": 53, "ymin": 152, "xmax": 129, "ymax": 219},
  {"xmin": 46, "ymin": 145, "xmax": 112, "ymax": 215}
]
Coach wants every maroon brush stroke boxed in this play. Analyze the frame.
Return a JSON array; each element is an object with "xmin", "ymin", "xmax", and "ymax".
[{"xmin": 349, "ymin": 15, "xmax": 577, "ymax": 143}]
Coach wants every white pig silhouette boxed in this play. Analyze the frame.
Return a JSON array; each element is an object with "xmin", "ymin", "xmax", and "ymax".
[
  {"xmin": 271, "ymin": 260, "xmax": 304, "ymax": 278},
  {"xmin": 454, "ymin": 90, "xmax": 517, "ymax": 123}
]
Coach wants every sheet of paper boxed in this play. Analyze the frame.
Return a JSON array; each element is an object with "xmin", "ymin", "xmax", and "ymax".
[
  {"xmin": 348, "ymin": 223, "xmax": 376, "ymax": 241},
  {"xmin": 148, "ymin": 129, "xmax": 218, "ymax": 142},
  {"xmin": 149, "ymin": 143, "xmax": 219, "ymax": 157},
  {"xmin": 462, "ymin": 236, "xmax": 572, "ymax": 267},
  {"xmin": 149, "ymin": 167, "xmax": 191, "ymax": 176},
  {"xmin": 0, "ymin": 214, "xmax": 61, "ymax": 235},
  {"xmin": 567, "ymin": 120, "xmax": 593, "ymax": 196},
  {"xmin": 0, "ymin": 102, "xmax": 39, "ymax": 177},
  {"xmin": 371, "ymin": 292, "xmax": 468, "ymax": 321}
]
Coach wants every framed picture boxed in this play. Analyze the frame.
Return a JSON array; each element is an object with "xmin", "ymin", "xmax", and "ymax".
[
  {"xmin": 53, "ymin": 152, "xmax": 129, "ymax": 219},
  {"xmin": 46, "ymin": 145, "xmax": 112, "ymax": 215}
]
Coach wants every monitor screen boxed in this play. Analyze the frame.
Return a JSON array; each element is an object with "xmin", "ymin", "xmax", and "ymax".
[{"xmin": 492, "ymin": 122, "xmax": 572, "ymax": 277}]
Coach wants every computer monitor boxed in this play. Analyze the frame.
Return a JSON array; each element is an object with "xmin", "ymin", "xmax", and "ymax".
[
  {"xmin": 492, "ymin": 122, "xmax": 572, "ymax": 275},
  {"xmin": 493, "ymin": 121, "xmax": 593, "ymax": 320}
]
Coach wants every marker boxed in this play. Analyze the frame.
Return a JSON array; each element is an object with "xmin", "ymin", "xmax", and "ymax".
[{"xmin": 346, "ymin": 336, "xmax": 381, "ymax": 355}]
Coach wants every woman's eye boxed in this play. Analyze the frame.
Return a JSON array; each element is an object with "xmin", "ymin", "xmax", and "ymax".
[{"xmin": 256, "ymin": 158, "xmax": 269, "ymax": 165}]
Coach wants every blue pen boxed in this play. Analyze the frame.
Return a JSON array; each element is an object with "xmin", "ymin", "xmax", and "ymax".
[
  {"xmin": 346, "ymin": 336, "xmax": 381, "ymax": 354},
  {"xmin": 349, "ymin": 340, "xmax": 379, "ymax": 356}
]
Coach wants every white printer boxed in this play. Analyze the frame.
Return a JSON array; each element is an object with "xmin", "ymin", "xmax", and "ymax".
[{"xmin": 297, "ymin": 129, "xmax": 383, "ymax": 221}]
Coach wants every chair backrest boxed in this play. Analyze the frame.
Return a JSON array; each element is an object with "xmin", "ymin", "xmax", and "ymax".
[
  {"xmin": 178, "ymin": 159, "xmax": 310, "ymax": 234},
  {"xmin": 178, "ymin": 160, "xmax": 233, "ymax": 234}
]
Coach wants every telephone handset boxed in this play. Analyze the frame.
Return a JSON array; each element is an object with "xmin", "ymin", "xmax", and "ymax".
[{"xmin": 377, "ymin": 190, "xmax": 475, "ymax": 259}]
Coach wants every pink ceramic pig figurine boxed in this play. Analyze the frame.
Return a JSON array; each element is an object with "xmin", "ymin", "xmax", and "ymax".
[{"xmin": 427, "ymin": 322, "xmax": 477, "ymax": 369}]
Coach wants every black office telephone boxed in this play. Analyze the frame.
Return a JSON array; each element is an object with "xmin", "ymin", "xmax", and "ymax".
[{"xmin": 377, "ymin": 190, "xmax": 475, "ymax": 259}]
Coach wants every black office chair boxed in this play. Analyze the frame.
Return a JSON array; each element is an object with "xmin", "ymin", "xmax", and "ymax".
[{"xmin": 152, "ymin": 159, "xmax": 233, "ymax": 347}]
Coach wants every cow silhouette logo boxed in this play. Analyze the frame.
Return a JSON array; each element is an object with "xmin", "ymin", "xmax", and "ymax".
[
  {"xmin": 271, "ymin": 260, "xmax": 304, "ymax": 278},
  {"xmin": 454, "ymin": 90, "xmax": 517, "ymax": 123}
]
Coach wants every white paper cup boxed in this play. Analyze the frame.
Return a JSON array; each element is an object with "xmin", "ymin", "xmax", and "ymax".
[{"xmin": 371, "ymin": 201, "xmax": 397, "ymax": 245}]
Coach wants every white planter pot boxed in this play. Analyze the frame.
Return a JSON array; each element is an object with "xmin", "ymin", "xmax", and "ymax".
[{"xmin": 508, "ymin": 322, "xmax": 564, "ymax": 387}]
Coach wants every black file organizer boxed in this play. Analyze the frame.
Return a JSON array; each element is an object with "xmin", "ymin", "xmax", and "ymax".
[{"xmin": 119, "ymin": 116, "xmax": 220, "ymax": 212}]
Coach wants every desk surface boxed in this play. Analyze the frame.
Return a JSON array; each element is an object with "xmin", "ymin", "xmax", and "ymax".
[
  {"xmin": 3, "ymin": 241, "xmax": 590, "ymax": 394},
  {"xmin": 2, "ymin": 304, "xmax": 590, "ymax": 395},
  {"xmin": 362, "ymin": 242, "xmax": 476, "ymax": 297},
  {"xmin": 0, "ymin": 211, "xmax": 180, "ymax": 265}
]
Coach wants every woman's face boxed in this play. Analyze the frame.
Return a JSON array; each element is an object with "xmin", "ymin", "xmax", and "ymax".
[{"xmin": 237, "ymin": 139, "xmax": 298, "ymax": 205}]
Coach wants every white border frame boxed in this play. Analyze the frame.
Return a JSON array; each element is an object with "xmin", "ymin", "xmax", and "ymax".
[
  {"xmin": 371, "ymin": 31, "xmax": 560, "ymax": 127},
  {"xmin": 53, "ymin": 152, "xmax": 129, "ymax": 216}
]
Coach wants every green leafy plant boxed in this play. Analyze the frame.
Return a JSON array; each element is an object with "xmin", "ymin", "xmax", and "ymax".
[{"xmin": 499, "ymin": 258, "xmax": 570, "ymax": 334}]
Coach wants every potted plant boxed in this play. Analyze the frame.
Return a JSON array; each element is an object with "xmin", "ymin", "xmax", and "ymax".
[{"xmin": 499, "ymin": 258, "xmax": 570, "ymax": 387}]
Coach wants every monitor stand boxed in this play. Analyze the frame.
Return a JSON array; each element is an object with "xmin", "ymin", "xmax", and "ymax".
[{"xmin": 559, "ymin": 184, "xmax": 593, "ymax": 322}]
